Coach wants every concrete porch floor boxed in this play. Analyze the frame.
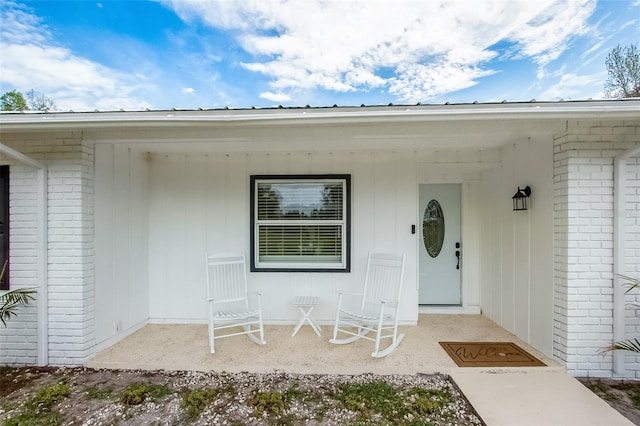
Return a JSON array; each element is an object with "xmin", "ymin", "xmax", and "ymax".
[{"xmin": 85, "ymin": 314, "xmax": 632, "ymax": 425}]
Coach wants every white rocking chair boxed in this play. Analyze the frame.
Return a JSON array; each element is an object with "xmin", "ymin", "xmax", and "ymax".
[
  {"xmin": 330, "ymin": 252, "xmax": 406, "ymax": 358},
  {"xmin": 205, "ymin": 252, "xmax": 265, "ymax": 353}
]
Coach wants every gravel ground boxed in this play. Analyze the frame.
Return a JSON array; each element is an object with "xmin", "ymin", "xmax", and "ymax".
[{"xmin": 0, "ymin": 366, "xmax": 484, "ymax": 425}]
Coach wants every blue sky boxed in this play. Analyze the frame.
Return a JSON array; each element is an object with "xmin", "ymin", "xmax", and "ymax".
[{"xmin": 0, "ymin": 0, "xmax": 638, "ymax": 111}]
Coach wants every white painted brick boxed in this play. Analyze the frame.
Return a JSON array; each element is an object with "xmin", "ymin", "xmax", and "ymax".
[
  {"xmin": 0, "ymin": 134, "xmax": 95, "ymax": 366},
  {"xmin": 554, "ymin": 119, "xmax": 640, "ymax": 378}
]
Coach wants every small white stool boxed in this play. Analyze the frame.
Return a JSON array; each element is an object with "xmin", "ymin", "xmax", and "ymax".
[{"xmin": 292, "ymin": 296, "xmax": 321, "ymax": 337}]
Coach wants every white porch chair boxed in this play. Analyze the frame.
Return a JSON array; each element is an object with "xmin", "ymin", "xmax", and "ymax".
[
  {"xmin": 205, "ymin": 252, "xmax": 265, "ymax": 353},
  {"xmin": 330, "ymin": 252, "xmax": 406, "ymax": 358}
]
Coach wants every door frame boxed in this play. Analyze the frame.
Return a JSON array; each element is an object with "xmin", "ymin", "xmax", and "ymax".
[{"xmin": 416, "ymin": 180, "xmax": 481, "ymax": 315}]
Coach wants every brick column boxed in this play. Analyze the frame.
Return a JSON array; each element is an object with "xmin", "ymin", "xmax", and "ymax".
[
  {"xmin": 0, "ymin": 132, "xmax": 95, "ymax": 366},
  {"xmin": 47, "ymin": 142, "xmax": 95, "ymax": 365},
  {"xmin": 554, "ymin": 120, "xmax": 640, "ymax": 378}
]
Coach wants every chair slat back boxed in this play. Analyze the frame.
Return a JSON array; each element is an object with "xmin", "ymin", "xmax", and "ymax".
[
  {"xmin": 362, "ymin": 252, "xmax": 405, "ymax": 308},
  {"xmin": 206, "ymin": 252, "xmax": 249, "ymax": 303}
]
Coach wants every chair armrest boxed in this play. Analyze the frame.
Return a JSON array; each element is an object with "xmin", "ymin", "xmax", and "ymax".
[
  {"xmin": 250, "ymin": 292, "xmax": 263, "ymax": 308},
  {"xmin": 335, "ymin": 291, "xmax": 364, "ymax": 313},
  {"xmin": 336, "ymin": 291, "xmax": 364, "ymax": 297},
  {"xmin": 336, "ymin": 291, "xmax": 364, "ymax": 306}
]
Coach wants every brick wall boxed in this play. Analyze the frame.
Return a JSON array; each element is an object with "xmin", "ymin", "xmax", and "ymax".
[
  {"xmin": 0, "ymin": 165, "xmax": 39, "ymax": 364},
  {"xmin": 0, "ymin": 131, "xmax": 95, "ymax": 366},
  {"xmin": 554, "ymin": 120, "xmax": 640, "ymax": 378}
]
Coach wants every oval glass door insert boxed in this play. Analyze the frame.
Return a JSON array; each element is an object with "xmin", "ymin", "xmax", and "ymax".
[{"xmin": 423, "ymin": 199, "xmax": 445, "ymax": 258}]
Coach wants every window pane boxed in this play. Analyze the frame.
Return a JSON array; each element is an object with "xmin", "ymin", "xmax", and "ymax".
[
  {"xmin": 251, "ymin": 174, "xmax": 350, "ymax": 272},
  {"xmin": 258, "ymin": 224, "xmax": 342, "ymax": 263},
  {"xmin": 257, "ymin": 182, "xmax": 343, "ymax": 220},
  {"xmin": 423, "ymin": 199, "xmax": 445, "ymax": 258}
]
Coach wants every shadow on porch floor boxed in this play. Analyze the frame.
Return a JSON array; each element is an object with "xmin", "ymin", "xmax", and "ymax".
[{"xmin": 85, "ymin": 314, "xmax": 560, "ymax": 375}]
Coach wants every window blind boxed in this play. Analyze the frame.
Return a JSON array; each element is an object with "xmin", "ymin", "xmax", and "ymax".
[{"xmin": 252, "ymin": 176, "xmax": 350, "ymax": 271}]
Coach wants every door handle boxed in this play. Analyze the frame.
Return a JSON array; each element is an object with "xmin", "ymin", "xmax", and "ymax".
[{"xmin": 455, "ymin": 242, "xmax": 461, "ymax": 270}]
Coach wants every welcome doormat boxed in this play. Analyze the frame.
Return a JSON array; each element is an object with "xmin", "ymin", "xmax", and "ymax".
[{"xmin": 439, "ymin": 341, "xmax": 546, "ymax": 367}]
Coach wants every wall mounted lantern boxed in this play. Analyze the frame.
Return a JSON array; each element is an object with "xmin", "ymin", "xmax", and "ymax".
[{"xmin": 512, "ymin": 186, "xmax": 531, "ymax": 211}]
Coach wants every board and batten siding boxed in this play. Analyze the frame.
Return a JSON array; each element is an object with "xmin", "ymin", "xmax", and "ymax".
[
  {"xmin": 145, "ymin": 151, "xmax": 419, "ymax": 324},
  {"xmin": 94, "ymin": 144, "xmax": 149, "ymax": 348},
  {"xmin": 478, "ymin": 136, "xmax": 555, "ymax": 358},
  {"xmin": 93, "ymin": 146, "xmax": 495, "ymax": 346}
]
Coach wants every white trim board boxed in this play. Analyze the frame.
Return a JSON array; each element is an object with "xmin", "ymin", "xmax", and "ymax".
[{"xmin": 418, "ymin": 306, "xmax": 481, "ymax": 315}]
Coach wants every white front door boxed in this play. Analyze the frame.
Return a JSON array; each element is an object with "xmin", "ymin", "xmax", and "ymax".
[{"xmin": 419, "ymin": 184, "xmax": 462, "ymax": 305}]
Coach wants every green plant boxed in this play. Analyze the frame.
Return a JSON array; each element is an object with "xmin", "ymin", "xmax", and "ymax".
[
  {"xmin": 119, "ymin": 382, "xmax": 170, "ymax": 406},
  {"xmin": 85, "ymin": 385, "xmax": 115, "ymax": 400},
  {"xmin": 3, "ymin": 382, "xmax": 70, "ymax": 426},
  {"xmin": 181, "ymin": 388, "xmax": 220, "ymax": 419},
  {"xmin": 0, "ymin": 288, "xmax": 36, "ymax": 326},
  {"xmin": 247, "ymin": 384, "xmax": 307, "ymax": 420},
  {"xmin": 604, "ymin": 43, "xmax": 640, "ymax": 98},
  {"xmin": 338, "ymin": 380, "xmax": 404, "ymax": 420},
  {"xmin": 602, "ymin": 275, "xmax": 640, "ymax": 353},
  {"xmin": 336, "ymin": 381, "xmax": 455, "ymax": 424},
  {"xmin": 30, "ymin": 382, "xmax": 70, "ymax": 409},
  {"xmin": 407, "ymin": 387, "xmax": 452, "ymax": 415},
  {"xmin": 3, "ymin": 410, "xmax": 63, "ymax": 426},
  {"xmin": 248, "ymin": 390, "xmax": 287, "ymax": 417}
]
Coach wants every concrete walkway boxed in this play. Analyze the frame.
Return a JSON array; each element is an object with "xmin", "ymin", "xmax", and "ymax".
[
  {"xmin": 85, "ymin": 314, "xmax": 633, "ymax": 425},
  {"xmin": 452, "ymin": 371, "xmax": 632, "ymax": 426}
]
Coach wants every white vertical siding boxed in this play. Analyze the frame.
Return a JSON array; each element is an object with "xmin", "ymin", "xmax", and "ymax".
[
  {"xmin": 462, "ymin": 182, "xmax": 483, "ymax": 310},
  {"xmin": 625, "ymin": 156, "xmax": 640, "ymax": 378},
  {"xmin": 528, "ymin": 137, "xmax": 555, "ymax": 356},
  {"xmin": 94, "ymin": 145, "xmax": 114, "ymax": 344},
  {"xmin": 94, "ymin": 145, "xmax": 149, "ymax": 346},
  {"xmin": 479, "ymin": 137, "xmax": 555, "ymax": 357},
  {"xmin": 146, "ymin": 150, "xmax": 418, "ymax": 324}
]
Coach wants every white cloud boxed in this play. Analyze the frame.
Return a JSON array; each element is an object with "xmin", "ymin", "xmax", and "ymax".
[
  {"xmin": 161, "ymin": 0, "xmax": 598, "ymax": 103},
  {"xmin": 538, "ymin": 72, "xmax": 605, "ymax": 100},
  {"xmin": 0, "ymin": 1, "xmax": 151, "ymax": 111},
  {"xmin": 259, "ymin": 91, "xmax": 292, "ymax": 103},
  {"xmin": 0, "ymin": 1, "xmax": 49, "ymax": 45},
  {"xmin": 389, "ymin": 62, "xmax": 496, "ymax": 103},
  {"xmin": 182, "ymin": 87, "xmax": 196, "ymax": 94}
]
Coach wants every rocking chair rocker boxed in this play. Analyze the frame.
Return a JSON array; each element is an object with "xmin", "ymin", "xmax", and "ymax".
[
  {"xmin": 205, "ymin": 252, "xmax": 265, "ymax": 353},
  {"xmin": 330, "ymin": 252, "xmax": 406, "ymax": 358}
]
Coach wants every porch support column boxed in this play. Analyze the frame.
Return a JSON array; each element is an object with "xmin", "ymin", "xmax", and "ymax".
[
  {"xmin": 613, "ymin": 143, "xmax": 640, "ymax": 375},
  {"xmin": 0, "ymin": 143, "xmax": 48, "ymax": 366}
]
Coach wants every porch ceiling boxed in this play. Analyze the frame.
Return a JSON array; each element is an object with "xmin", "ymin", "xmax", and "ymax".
[{"xmin": 90, "ymin": 117, "xmax": 564, "ymax": 153}]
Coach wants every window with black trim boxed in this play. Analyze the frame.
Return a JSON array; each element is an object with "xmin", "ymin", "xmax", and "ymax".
[{"xmin": 250, "ymin": 175, "xmax": 350, "ymax": 272}]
